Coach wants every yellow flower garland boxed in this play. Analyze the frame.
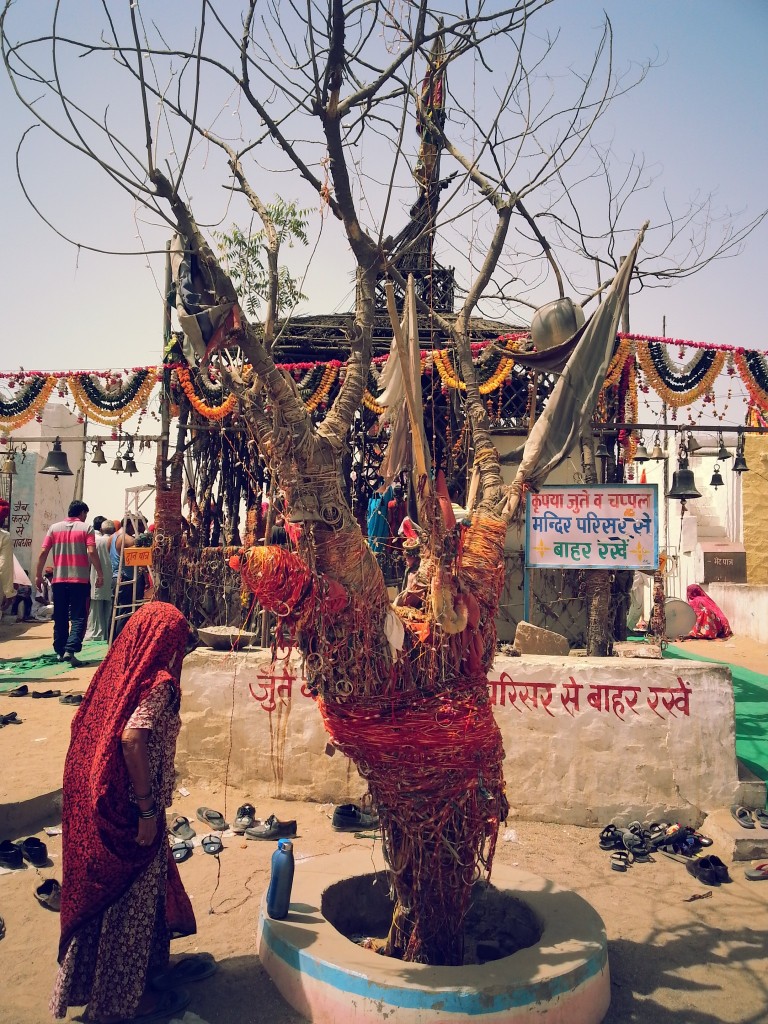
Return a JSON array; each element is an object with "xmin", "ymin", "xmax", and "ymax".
[
  {"xmin": 636, "ymin": 342, "xmax": 725, "ymax": 408},
  {"xmin": 0, "ymin": 375, "xmax": 56, "ymax": 430},
  {"xmin": 66, "ymin": 372, "xmax": 157, "ymax": 427},
  {"xmin": 433, "ymin": 343, "xmax": 516, "ymax": 395}
]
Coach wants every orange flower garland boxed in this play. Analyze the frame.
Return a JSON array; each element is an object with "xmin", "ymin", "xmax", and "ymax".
[
  {"xmin": 176, "ymin": 366, "xmax": 236, "ymax": 421},
  {"xmin": 734, "ymin": 352, "xmax": 768, "ymax": 414},
  {"xmin": 304, "ymin": 364, "xmax": 337, "ymax": 412}
]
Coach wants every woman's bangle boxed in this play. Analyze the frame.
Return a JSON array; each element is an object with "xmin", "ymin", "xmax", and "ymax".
[
  {"xmin": 134, "ymin": 791, "xmax": 153, "ymax": 801},
  {"xmin": 138, "ymin": 805, "xmax": 157, "ymax": 819}
]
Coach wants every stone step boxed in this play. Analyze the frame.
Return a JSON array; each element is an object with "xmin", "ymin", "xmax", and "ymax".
[{"xmin": 701, "ymin": 804, "xmax": 768, "ymax": 863}]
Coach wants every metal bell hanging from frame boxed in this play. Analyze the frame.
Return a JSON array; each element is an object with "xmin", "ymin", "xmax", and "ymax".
[{"xmin": 38, "ymin": 438, "xmax": 73, "ymax": 478}]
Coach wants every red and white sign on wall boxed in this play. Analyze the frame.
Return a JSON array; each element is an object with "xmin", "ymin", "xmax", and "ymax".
[{"xmin": 525, "ymin": 484, "xmax": 659, "ymax": 571}]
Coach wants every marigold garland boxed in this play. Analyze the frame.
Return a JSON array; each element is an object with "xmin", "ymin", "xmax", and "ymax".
[
  {"xmin": 0, "ymin": 375, "xmax": 56, "ymax": 429},
  {"xmin": 176, "ymin": 365, "xmax": 236, "ymax": 421},
  {"xmin": 636, "ymin": 342, "xmax": 725, "ymax": 408},
  {"xmin": 735, "ymin": 352, "xmax": 768, "ymax": 414},
  {"xmin": 66, "ymin": 371, "xmax": 157, "ymax": 427}
]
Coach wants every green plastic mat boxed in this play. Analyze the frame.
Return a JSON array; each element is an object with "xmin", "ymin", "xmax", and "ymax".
[
  {"xmin": 0, "ymin": 641, "xmax": 107, "ymax": 690},
  {"xmin": 664, "ymin": 643, "xmax": 768, "ymax": 783}
]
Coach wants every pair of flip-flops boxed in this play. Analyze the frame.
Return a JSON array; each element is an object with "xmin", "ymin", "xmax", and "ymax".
[
  {"xmin": 731, "ymin": 805, "xmax": 768, "ymax": 829},
  {"xmin": 196, "ymin": 807, "xmax": 228, "ymax": 831},
  {"xmin": 171, "ymin": 834, "xmax": 222, "ymax": 860}
]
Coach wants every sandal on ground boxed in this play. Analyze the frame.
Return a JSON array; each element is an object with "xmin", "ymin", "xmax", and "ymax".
[
  {"xmin": 171, "ymin": 841, "xmax": 194, "ymax": 864},
  {"xmin": 116, "ymin": 986, "xmax": 191, "ymax": 1023},
  {"xmin": 0, "ymin": 712, "xmax": 20, "ymax": 726},
  {"xmin": 611, "ymin": 851, "xmax": 632, "ymax": 872},
  {"xmin": 730, "ymin": 805, "xmax": 755, "ymax": 829},
  {"xmin": 169, "ymin": 816, "xmax": 195, "ymax": 841},
  {"xmin": 232, "ymin": 803, "xmax": 257, "ymax": 833},
  {"xmin": 598, "ymin": 824, "xmax": 621, "ymax": 850},
  {"xmin": 196, "ymin": 807, "xmax": 228, "ymax": 831},
  {"xmin": 754, "ymin": 809, "xmax": 768, "ymax": 829},
  {"xmin": 149, "ymin": 953, "xmax": 217, "ymax": 991},
  {"xmin": 744, "ymin": 862, "xmax": 768, "ymax": 881},
  {"xmin": 201, "ymin": 834, "xmax": 223, "ymax": 855},
  {"xmin": 31, "ymin": 689, "xmax": 62, "ymax": 699},
  {"xmin": 59, "ymin": 694, "xmax": 83, "ymax": 706},
  {"xmin": 8, "ymin": 685, "xmax": 28, "ymax": 697},
  {"xmin": 33, "ymin": 878, "xmax": 61, "ymax": 911}
]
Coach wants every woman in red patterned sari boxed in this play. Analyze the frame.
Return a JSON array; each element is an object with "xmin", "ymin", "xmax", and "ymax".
[
  {"xmin": 686, "ymin": 584, "xmax": 733, "ymax": 640},
  {"xmin": 51, "ymin": 602, "xmax": 197, "ymax": 1023}
]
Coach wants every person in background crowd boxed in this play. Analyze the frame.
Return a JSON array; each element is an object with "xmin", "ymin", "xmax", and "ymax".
[
  {"xmin": 86, "ymin": 519, "xmax": 115, "ymax": 641},
  {"xmin": 35, "ymin": 500, "xmax": 103, "ymax": 666},
  {"xmin": 10, "ymin": 582, "xmax": 34, "ymax": 621},
  {"xmin": 686, "ymin": 583, "xmax": 733, "ymax": 639},
  {"xmin": 93, "ymin": 514, "xmax": 106, "ymax": 534},
  {"xmin": 110, "ymin": 518, "xmax": 146, "ymax": 640},
  {"xmin": 0, "ymin": 498, "xmax": 16, "ymax": 618},
  {"xmin": 51, "ymin": 603, "xmax": 202, "ymax": 1023}
]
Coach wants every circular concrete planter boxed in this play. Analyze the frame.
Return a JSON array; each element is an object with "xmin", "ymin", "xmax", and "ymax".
[{"xmin": 258, "ymin": 849, "xmax": 610, "ymax": 1023}]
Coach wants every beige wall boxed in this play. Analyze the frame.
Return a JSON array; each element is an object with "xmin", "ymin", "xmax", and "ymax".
[
  {"xmin": 177, "ymin": 646, "xmax": 743, "ymax": 827},
  {"xmin": 741, "ymin": 435, "xmax": 768, "ymax": 583}
]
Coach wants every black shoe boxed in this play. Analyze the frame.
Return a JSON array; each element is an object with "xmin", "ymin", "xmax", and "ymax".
[
  {"xmin": 17, "ymin": 837, "xmax": 48, "ymax": 867},
  {"xmin": 65, "ymin": 653, "xmax": 84, "ymax": 668},
  {"xmin": 232, "ymin": 804, "xmax": 257, "ymax": 833},
  {"xmin": 0, "ymin": 840, "xmax": 24, "ymax": 870},
  {"xmin": 332, "ymin": 804, "xmax": 380, "ymax": 832},
  {"xmin": 245, "ymin": 815, "xmax": 297, "ymax": 841}
]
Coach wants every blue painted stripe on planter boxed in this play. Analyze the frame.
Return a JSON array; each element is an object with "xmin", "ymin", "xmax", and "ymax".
[{"xmin": 262, "ymin": 919, "xmax": 607, "ymax": 1014}]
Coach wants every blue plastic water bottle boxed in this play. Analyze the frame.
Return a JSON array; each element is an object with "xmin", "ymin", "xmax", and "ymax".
[{"xmin": 266, "ymin": 838, "xmax": 295, "ymax": 919}]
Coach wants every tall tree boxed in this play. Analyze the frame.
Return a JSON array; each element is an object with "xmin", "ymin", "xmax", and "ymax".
[{"xmin": 2, "ymin": 0, "xmax": 762, "ymax": 964}]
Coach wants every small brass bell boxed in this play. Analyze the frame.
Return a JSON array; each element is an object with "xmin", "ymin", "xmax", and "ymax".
[
  {"xmin": 733, "ymin": 452, "xmax": 749, "ymax": 474},
  {"xmin": 123, "ymin": 452, "xmax": 139, "ymax": 475},
  {"xmin": 650, "ymin": 435, "xmax": 665, "ymax": 460},
  {"xmin": 39, "ymin": 438, "xmax": 73, "ymax": 478},
  {"xmin": 595, "ymin": 439, "xmax": 609, "ymax": 459},
  {"xmin": 111, "ymin": 455, "xmax": 124, "ymax": 473},
  {"xmin": 709, "ymin": 464, "xmax": 724, "ymax": 489},
  {"xmin": 1, "ymin": 453, "xmax": 16, "ymax": 475},
  {"xmin": 716, "ymin": 433, "xmax": 731, "ymax": 461},
  {"xmin": 91, "ymin": 442, "xmax": 107, "ymax": 466},
  {"xmin": 633, "ymin": 439, "xmax": 650, "ymax": 463},
  {"xmin": 686, "ymin": 431, "xmax": 701, "ymax": 454}
]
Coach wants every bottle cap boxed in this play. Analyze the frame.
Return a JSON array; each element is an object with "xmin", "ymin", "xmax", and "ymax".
[{"xmin": 279, "ymin": 838, "xmax": 293, "ymax": 851}]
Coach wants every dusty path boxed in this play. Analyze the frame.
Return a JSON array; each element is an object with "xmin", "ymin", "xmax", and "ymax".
[{"xmin": 1, "ymin": 618, "xmax": 767, "ymax": 1024}]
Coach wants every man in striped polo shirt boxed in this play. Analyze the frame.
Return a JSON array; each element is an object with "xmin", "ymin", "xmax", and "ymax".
[{"xmin": 35, "ymin": 500, "xmax": 103, "ymax": 666}]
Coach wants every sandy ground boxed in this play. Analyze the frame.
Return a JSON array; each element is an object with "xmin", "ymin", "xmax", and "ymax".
[{"xmin": 1, "ymin": 618, "xmax": 768, "ymax": 1024}]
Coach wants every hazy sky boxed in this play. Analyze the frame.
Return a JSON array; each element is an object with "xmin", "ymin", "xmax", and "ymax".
[{"xmin": 1, "ymin": 1, "xmax": 766, "ymax": 515}]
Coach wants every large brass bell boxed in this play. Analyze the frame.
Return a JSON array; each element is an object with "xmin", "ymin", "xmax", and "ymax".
[
  {"xmin": 39, "ymin": 437, "xmax": 73, "ymax": 478},
  {"xmin": 667, "ymin": 456, "xmax": 701, "ymax": 501},
  {"xmin": 123, "ymin": 451, "xmax": 139, "ymax": 475},
  {"xmin": 733, "ymin": 451, "xmax": 749, "ymax": 473}
]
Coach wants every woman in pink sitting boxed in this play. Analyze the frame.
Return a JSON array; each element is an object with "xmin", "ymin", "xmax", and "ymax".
[{"xmin": 686, "ymin": 584, "xmax": 733, "ymax": 639}]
